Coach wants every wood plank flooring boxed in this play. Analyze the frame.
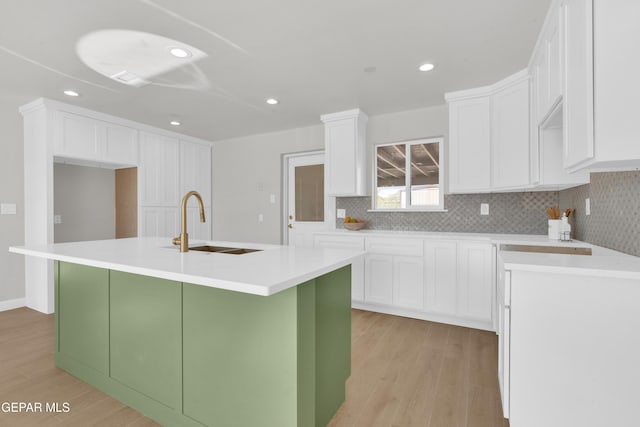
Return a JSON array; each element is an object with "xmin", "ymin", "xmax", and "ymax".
[{"xmin": 0, "ymin": 307, "xmax": 507, "ymax": 427}]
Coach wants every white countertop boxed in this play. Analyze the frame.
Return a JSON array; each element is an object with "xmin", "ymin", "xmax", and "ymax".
[
  {"xmin": 9, "ymin": 238, "xmax": 365, "ymax": 296},
  {"xmin": 315, "ymin": 229, "xmax": 640, "ymax": 279}
]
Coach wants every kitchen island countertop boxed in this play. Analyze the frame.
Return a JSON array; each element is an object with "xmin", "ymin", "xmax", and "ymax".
[{"xmin": 9, "ymin": 237, "xmax": 365, "ymax": 296}]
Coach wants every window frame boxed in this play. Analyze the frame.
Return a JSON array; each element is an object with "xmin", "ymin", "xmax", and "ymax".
[{"xmin": 370, "ymin": 137, "xmax": 445, "ymax": 212}]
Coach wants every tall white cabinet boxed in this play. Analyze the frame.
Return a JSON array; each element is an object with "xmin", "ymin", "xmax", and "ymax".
[{"xmin": 19, "ymin": 98, "xmax": 213, "ymax": 314}]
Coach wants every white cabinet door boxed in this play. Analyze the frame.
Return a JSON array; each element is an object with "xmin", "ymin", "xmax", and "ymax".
[
  {"xmin": 55, "ymin": 112, "xmax": 100, "ymax": 160},
  {"xmin": 424, "ymin": 240, "xmax": 458, "ymax": 315},
  {"xmin": 562, "ymin": 0, "xmax": 594, "ymax": 169},
  {"xmin": 102, "ymin": 122, "xmax": 138, "ymax": 166},
  {"xmin": 139, "ymin": 132, "xmax": 180, "ymax": 206},
  {"xmin": 321, "ymin": 109, "xmax": 368, "ymax": 197},
  {"xmin": 180, "ymin": 141, "xmax": 212, "ymax": 207},
  {"xmin": 140, "ymin": 207, "xmax": 179, "ymax": 238},
  {"xmin": 365, "ymin": 254, "xmax": 393, "ymax": 305},
  {"xmin": 491, "ymin": 78, "xmax": 531, "ymax": 189},
  {"xmin": 393, "ymin": 256, "xmax": 424, "ymax": 311},
  {"xmin": 457, "ymin": 242, "xmax": 494, "ymax": 322},
  {"xmin": 448, "ymin": 97, "xmax": 491, "ymax": 193},
  {"xmin": 314, "ymin": 234, "xmax": 365, "ymax": 302}
]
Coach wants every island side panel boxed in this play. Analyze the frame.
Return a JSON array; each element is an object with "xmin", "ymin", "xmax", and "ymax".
[
  {"xmin": 182, "ymin": 282, "xmax": 300, "ymax": 427},
  {"xmin": 315, "ymin": 265, "xmax": 352, "ymax": 427},
  {"xmin": 57, "ymin": 262, "xmax": 109, "ymax": 374},
  {"xmin": 110, "ymin": 271, "xmax": 182, "ymax": 410},
  {"xmin": 297, "ymin": 279, "xmax": 316, "ymax": 427}
]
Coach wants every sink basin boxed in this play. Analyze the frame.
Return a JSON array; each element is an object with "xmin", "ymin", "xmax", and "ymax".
[
  {"xmin": 500, "ymin": 244, "xmax": 592, "ymax": 256},
  {"xmin": 188, "ymin": 245, "xmax": 262, "ymax": 255}
]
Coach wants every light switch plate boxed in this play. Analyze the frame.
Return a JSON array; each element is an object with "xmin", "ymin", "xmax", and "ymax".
[
  {"xmin": 336, "ymin": 209, "xmax": 346, "ymax": 219},
  {"xmin": 0, "ymin": 203, "xmax": 17, "ymax": 215},
  {"xmin": 54, "ymin": 215, "xmax": 62, "ymax": 224},
  {"xmin": 480, "ymin": 203, "xmax": 489, "ymax": 216},
  {"xmin": 269, "ymin": 194, "xmax": 276, "ymax": 204},
  {"xmin": 585, "ymin": 198, "xmax": 591, "ymax": 216},
  {"xmin": 258, "ymin": 214, "xmax": 264, "ymax": 223}
]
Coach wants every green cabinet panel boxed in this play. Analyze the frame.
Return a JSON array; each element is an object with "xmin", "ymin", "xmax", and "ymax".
[
  {"xmin": 58, "ymin": 262, "xmax": 109, "ymax": 374},
  {"xmin": 315, "ymin": 266, "xmax": 351, "ymax": 427},
  {"xmin": 110, "ymin": 271, "xmax": 182, "ymax": 410},
  {"xmin": 296, "ymin": 280, "xmax": 316, "ymax": 427},
  {"xmin": 183, "ymin": 282, "xmax": 301, "ymax": 427}
]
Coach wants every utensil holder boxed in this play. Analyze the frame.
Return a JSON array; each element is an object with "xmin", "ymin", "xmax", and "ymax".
[{"xmin": 548, "ymin": 220, "xmax": 561, "ymax": 240}]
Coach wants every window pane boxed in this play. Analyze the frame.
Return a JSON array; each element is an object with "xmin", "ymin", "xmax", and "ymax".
[
  {"xmin": 376, "ymin": 144, "xmax": 406, "ymax": 209},
  {"xmin": 295, "ymin": 164, "xmax": 324, "ymax": 221},
  {"xmin": 410, "ymin": 142, "xmax": 440, "ymax": 207}
]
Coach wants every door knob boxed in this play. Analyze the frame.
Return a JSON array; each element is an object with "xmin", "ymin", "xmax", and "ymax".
[{"xmin": 288, "ymin": 224, "xmax": 293, "ymax": 229}]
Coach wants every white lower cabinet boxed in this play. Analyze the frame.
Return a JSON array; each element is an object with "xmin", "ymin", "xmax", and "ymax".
[
  {"xmin": 424, "ymin": 240, "xmax": 458, "ymax": 314},
  {"xmin": 393, "ymin": 256, "xmax": 425, "ymax": 311},
  {"xmin": 313, "ymin": 234, "xmax": 365, "ymax": 302},
  {"xmin": 457, "ymin": 242, "xmax": 494, "ymax": 322},
  {"xmin": 315, "ymin": 232, "xmax": 496, "ymax": 331},
  {"xmin": 364, "ymin": 254, "xmax": 394, "ymax": 305}
]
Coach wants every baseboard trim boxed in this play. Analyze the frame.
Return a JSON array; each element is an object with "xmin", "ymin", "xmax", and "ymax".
[
  {"xmin": 352, "ymin": 300, "xmax": 494, "ymax": 332},
  {"xmin": 0, "ymin": 298, "xmax": 26, "ymax": 312}
]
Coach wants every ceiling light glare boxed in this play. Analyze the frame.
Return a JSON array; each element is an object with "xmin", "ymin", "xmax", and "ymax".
[
  {"xmin": 266, "ymin": 98, "xmax": 279, "ymax": 105},
  {"xmin": 170, "ymin": 120, "xmax": 181, "ymax": 126},
  {"xmin": 169, "ymin": 47, "xmax": 191, "ymax": 58},
  {"xmin": 419, "ymin": 63, "xmax": 435, "ymax": 72},
  {"xmin": 63, "ymin": 90, "xmax": 80, "ymax": 97}
]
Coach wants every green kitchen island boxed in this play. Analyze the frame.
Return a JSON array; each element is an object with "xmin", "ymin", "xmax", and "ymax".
[{"xmin": 10, "ymin": 237, "xmax": 363, "ymax": 427}]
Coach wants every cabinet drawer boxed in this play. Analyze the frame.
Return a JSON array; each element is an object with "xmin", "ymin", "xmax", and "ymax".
[
  {"xmin": 314, "ymin": 234, "xmax": 365, "ymax": 251},
  {"xmin": 365, "ymin": 237, "xmax": 423, "ymax": 256}
]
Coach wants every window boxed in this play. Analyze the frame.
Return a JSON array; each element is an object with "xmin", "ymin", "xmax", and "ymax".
[{"xmin": 373, "ymin": 138, "xmax": 444, "ymax": 210}]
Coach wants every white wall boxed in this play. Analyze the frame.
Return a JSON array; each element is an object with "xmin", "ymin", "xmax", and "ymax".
[
  {"xmin": 0, "ymin": 96, "xmax": 26, "ymax": 304},
  {"xmin": 212, "ymin": 125, "xmax": 325, "ymax": 243},
  {"xmin": 53, "ymin": 163, "xmax": 116, "ymax": 243},
  {"xmin": 212, "ymin": 104, "xmax": 448, "ymax": 244}
]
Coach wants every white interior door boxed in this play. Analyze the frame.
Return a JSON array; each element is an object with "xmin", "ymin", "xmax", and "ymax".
[{"xmin": 286, "ymin": 152, "xmax": 331, "ymax": 247}]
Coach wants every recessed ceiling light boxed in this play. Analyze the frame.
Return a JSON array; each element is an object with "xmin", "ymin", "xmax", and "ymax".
[
  {"xmin": 266, "ymin": 98, "xmax": 279, "ymax": 105},
  {"xmin": 419, "ymin": 63, "xmax": 435, "ymax": 72},
  {"xmin": 63, "ymin": 90, "xmax": 80, "ymax": 97},
  {"xmin": 170, "ymin": 120, "xmax": 181, "ymax": 126},
  {"xmin": 169, "ymin": 47, "xmax": 191, "ymax": 58}
]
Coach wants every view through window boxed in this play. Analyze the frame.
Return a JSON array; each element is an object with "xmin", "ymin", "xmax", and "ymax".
[{"xmin": 375, "ymin": 138, "xmax": 443, "ymax": 210}]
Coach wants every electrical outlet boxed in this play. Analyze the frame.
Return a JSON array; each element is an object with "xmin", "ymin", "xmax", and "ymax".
[
  {"xmin": 269, "ymin": 194, "xmax": 276, "ymax": 204},
  {"xmin": 480, "ymin": 203, "xmax": 489, "ymax": 216},
  {"xmin": 258, "ymin": 214, "xmax": 264, "ymax": 223},
  {"xmin": 0, "ymin": 203, "xmax": 16, "ymax": 215},
  {"xmin": 585, "ymin": 198, "xmax": 590, "ymax": 216},
  {"xmin": 336, "ymin": 209, "xmax": 346, "ymax": 219}
]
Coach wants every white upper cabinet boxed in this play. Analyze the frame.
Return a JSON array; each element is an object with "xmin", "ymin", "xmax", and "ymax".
[
  {"xmin": 102, "ymin": 122, "xmax": 138, "ymax": 166},
  {"xmin": 321, "ymin": 109, "xmax": 369, "ymax": 196},
  {"xmin": 54, "ymin": 111, "xmax": 138, "ymax": 167},
  {"xmin": 139, "ymin": 132, "xmax": 180, "ymax": 207},
  {"xmin": 562, "ymin": 0, "xmax": 640, "ymax": 172},
  {"xmin": 180, "ymin": 141, "xmax": 212, "ymax": 208},
  {"xmin": 448, "ymin": 95, "xmax": 492, "ymax": 193},
  {"xmin": 531, "ymin": 1, "xmax": 563, "ymax": 125},
  {"xmin": 562, "ymin": 0, "xmax": 594, "ymax": 170},
  {"xmin": 447, "ymin": 70, "xmax": 530, "ymax": 193},
  {"xmin": 491, "ymin": 74, "xmax": 531, "ymax": 190}
]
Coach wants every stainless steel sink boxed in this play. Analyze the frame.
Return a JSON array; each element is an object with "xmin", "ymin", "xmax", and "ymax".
[
  {"xmin": 500, "ymin": 244, "xmax": 592, "ymax": 256},
  {"xmin": 188, "ymin": 245, "xmax": 262, "ymax": 255}
]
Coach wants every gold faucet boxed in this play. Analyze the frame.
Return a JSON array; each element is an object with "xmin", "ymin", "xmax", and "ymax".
[{"xmin": 172, "ymin": 191, "xmax": 206, "ymax": 252}]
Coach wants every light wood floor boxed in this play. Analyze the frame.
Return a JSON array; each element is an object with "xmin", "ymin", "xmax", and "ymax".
[{"xmin": 0, "ymin": 308, "xmax": 507, "ymax": 427}]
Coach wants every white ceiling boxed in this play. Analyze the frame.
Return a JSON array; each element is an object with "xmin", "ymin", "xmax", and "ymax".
[{"xmin": 0, "ymin": 0, "xmax": 551, "ymax": 141}]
